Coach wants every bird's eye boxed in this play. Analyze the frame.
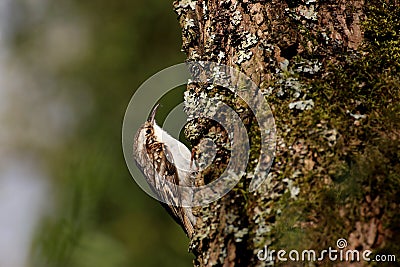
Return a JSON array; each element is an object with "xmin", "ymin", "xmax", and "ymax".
[{"xmin": 146, "ymin": 129, "xmax": 151, "ymax": 134}]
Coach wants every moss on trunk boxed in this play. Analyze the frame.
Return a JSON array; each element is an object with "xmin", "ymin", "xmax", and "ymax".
[{"xmin": 174, "ymin": 0, "xmax": 400, "ymax": 266}]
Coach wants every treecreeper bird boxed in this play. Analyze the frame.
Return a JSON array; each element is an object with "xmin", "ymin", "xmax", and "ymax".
[{"xmin": 133, "ymin": 104, "xmax": 196, "ymax": 238}]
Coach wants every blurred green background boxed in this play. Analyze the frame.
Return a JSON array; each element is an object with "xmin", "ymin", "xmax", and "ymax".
[{"xmin": 0, "ymin": 0, "xmax": 193, "ymax": 266}]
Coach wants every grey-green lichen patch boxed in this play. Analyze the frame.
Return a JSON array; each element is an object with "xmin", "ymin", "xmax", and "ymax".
[
  {"xmin": 174, "ymin": 0, "xmax": 196, "ymax": 16},
  {"xmin": 188, "ymin": 49, "xmax": 201, "ymax": 60},
  {"xmin": 241, "ymin": 32, "xmax": 258, "ymax": 50},
  {"xmin": 275, "ymin": 76, "xmax": 303, "ymax": 99},
  {"xmin": 184, "ymin": 90, "xmax": 224, "ymax": 119},
  {"xmin": 231, "ymin": 10, "xmax": 242, "ymax": 26},
  {"xmin": 288, "ymin": 99, "xmax": 314, "ymax": 110},
  {"xmin": 298, "ymin": 4, "xmax": 318, "ymax": 21},
  {"xmin": 201, "ymin": 1, "xmax": 208, "ymax": 19},
  {"xmin": 184, "ymin": 18, "xmax": 195, "ymax": 30},
  {"xmin": 234, "ymin": 229, "xmax": 249, "ymax": 243},
  {"xmin": 346, "ymin": 109, "xmax": 366, "ymax": 120},
  {"xmin": 268, "ymin": 56, "xmax": 323, "ymax": 103},
  {"xmin": 236, "ymin": 50, "xmax": 253, "ymax": 65},
  {"xmin": 294, "ymin": 59, "xmax": 321, "ymax": 74},
  {"xmin": 232, "ymin": 31, "xmax": 259, "ymax": 65},
  {"xmin": 320, "ymin": 32, "xmax": 330, "ymax": 44},
  {"xmin": 282, "ymin": 178, "xmax": 300, "ymax": 199},
  {"xmin": 285, "ymin": 3, "xmax": 318, "ymax": 22},
  {"xmin": 196, "ymin": 139, "xmax": 217, "ymax": 171},
  {"xmin": 217, "ymin": 51, "xmax": 225, "ymax": 62},
  {"xmin": 252, "ymin": 205, "xmax": 273, "ymax": 247},
  {"xmin": 278, "ymin": 59, "xmax": 289, "ymax": 71}
]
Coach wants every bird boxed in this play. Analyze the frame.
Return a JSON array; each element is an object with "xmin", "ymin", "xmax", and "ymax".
[{"xmin": 133, "ymin": 104, "xmax": 196, "ymax": 238}]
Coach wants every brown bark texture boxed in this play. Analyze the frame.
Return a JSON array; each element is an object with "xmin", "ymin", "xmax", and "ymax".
[{"xmin": 173, "ymin": 0, "xmax": 400, "ymax": 266}]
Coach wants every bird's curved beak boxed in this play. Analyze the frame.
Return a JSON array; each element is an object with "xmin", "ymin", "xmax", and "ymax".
[{"xmin": 148, "ymin": 103, "xmax": 159, "ymax": 124}]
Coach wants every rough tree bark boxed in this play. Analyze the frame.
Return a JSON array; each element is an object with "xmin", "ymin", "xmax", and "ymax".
[{"xmin": 173, "ymin": 0, "xmax": 399, "ymax": 266}]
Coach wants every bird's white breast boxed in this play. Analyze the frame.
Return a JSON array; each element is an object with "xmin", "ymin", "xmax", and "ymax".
[{"xmin": 153, "ymin": 123, "xmax": 192, "ymax": 181}]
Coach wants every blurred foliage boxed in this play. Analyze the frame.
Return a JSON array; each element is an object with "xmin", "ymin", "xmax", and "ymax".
[{"xmin": 12, "ymin": 0, "xmax": 194, "ymax": 266}]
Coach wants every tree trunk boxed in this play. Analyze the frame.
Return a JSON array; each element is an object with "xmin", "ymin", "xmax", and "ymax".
[{"xmin": 174, "ymin": 0, "xmax": 400, "ymax": 266}]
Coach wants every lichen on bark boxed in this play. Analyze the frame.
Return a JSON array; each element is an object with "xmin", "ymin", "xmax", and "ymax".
[{"xmin": 174, "ymin": 0, "xmax": 400, "ymax": 266}]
